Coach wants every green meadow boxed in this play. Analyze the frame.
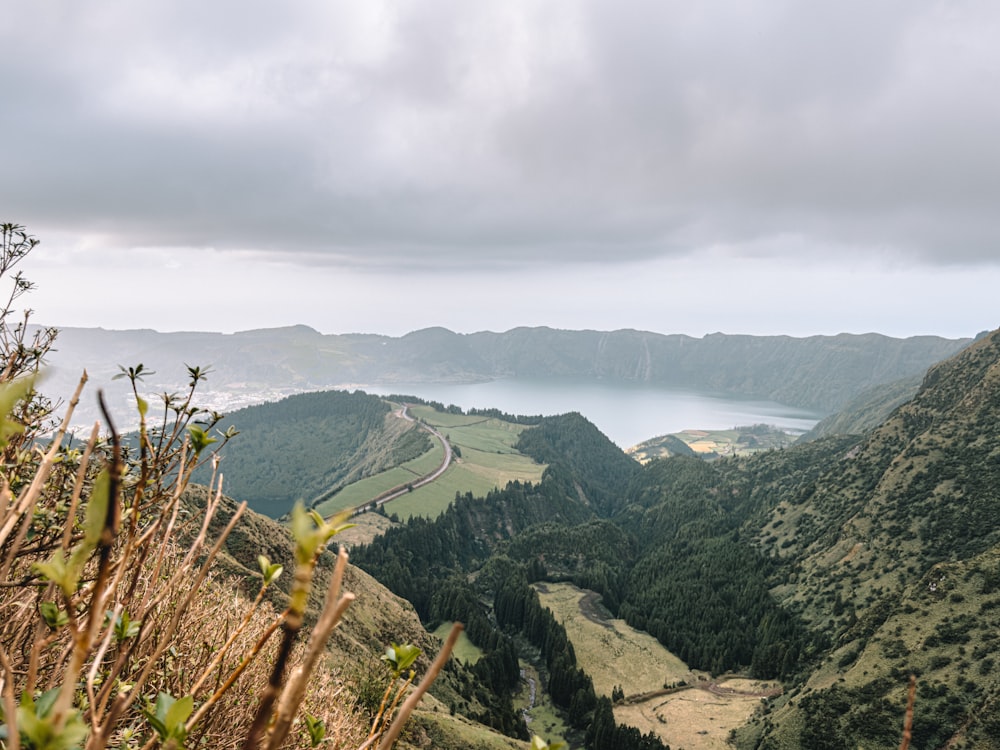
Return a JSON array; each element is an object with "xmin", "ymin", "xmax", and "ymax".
[
  {"xmin": 312, "ymin": 441, "xmax": 446, "ymax": 517},
  {"xmin": 329, "ymin": 404, "xmax": 547, "ymax": 521},
  {"xmin": 432, "ymin": 622, "xmax": 484, "ymax": 665}
]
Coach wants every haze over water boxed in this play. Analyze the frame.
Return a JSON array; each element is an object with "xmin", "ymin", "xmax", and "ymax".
[{"xmin": 367, "ymin": 379, "xmax": 821, "ymax": 449}]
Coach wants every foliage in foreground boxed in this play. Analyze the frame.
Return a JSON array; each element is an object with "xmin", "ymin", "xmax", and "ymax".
[{"xmin": 0, "ymin": 223, "xmax": 460, "ymax": 750}]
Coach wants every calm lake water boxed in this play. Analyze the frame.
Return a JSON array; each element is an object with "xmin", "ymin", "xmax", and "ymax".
[{"xmin": 366, "ymin": 379, "xmax": 821, "ymax": 449}]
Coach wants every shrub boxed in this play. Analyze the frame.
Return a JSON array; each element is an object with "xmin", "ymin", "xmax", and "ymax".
[{"xmin": 0, "ymin": 224, "xmax": 458, "ymax": 750}]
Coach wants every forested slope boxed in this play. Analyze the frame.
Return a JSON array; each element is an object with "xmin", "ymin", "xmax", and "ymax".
[
  {"xmin": 745, "ymin": 327, "xmax": 1000, "ymax": 749},
  {"xmin": 800, "ymin": 373, "xmax": 922, "ymax": 440},
  {"xmin": 192, "ymin": 389, "xmax": 430, "ymax": 517},
  {"xmin": 352, "ymin": 326, "xmax": 1000, "ymax": 749}
]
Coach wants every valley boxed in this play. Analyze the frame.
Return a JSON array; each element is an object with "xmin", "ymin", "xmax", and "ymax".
[
  {"xmin": 343, "ymin": 328, "xmax": 1000, "ymax": 748},
  {"xmin": 12, "ymin": 312, "xmax": 1000, "ymax": 750},
  {"xmin": 534, "ymin": 582, "xmax": 781, "ymax": 750}
]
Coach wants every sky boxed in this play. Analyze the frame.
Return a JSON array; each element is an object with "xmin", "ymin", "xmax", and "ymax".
[{"xmin": 2, "ymin": 1, "xmax": 999, "ymax": 339}]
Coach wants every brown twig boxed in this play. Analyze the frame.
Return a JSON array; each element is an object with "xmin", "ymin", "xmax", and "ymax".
[
  {"xmin": 0, "ymin": 643, "xmax": 20, "ymax": 750},
  {"xmin": 376, "ymin": 622, "xmax": 463, "ymax": 750},
  {"xmin": 264, "ymin": 548, "xmax": 355, "ymax": 750}
]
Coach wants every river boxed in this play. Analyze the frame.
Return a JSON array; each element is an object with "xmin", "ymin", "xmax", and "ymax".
[{"xmin": 365, "ymin": 379, "xmax": 820, "ymax": 449}]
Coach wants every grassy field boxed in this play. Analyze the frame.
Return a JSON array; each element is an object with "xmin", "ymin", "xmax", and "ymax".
[
  {"xmin": 629, "ymin": 425, "xmax": 798, "ymax": 462},
  {"xmin": 432, "ymin": 621, "xmax": 484, "ymax": 665},
  {"xmin": 535, "ymin": 583, "xmax": 688, "ymax": 698},
  {"xmin": 615, "ymin": 679, "xmax": 775, "ymax": 750},
  {"xmin": 387, "ymin": 447, "xmax": 547, "ymax": 520},
  {"xmin": 312, "ymin": 441, "xmax": 446, "ymax": 517},
  {"xmin": 335, "ymin": 405, "xmax": 547, "ymax": 521},
  {"xmin": 535, "ymin": 582, "xmax": 779, "ymax": 750}
]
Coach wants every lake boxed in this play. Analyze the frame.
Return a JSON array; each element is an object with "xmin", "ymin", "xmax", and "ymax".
[{"xmin": 365, "ymin": 379, "xmax": 821, "ymax": 448}]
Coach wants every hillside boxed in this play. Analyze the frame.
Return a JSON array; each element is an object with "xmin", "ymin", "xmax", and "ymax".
[
  {"xmin": 184, "ymin": 391, "xmax": 549, "ymax": 523},
  {"xmin": 598, "ymin": 328, "xmax": 1000, "ymax": 748},
  {"xmin": 799, "ymin": 373, "xmax": 922, "ymax": 440},
  {"xmin": 182, "ymin": 486, "xmax": 529, "ymax": 750},
  {"xmin": 349, "ymin": 326, "xmax": 1000, "ymax": 749},
  {"xmin": 190, "ymin": 389, "xmax": 431, "ymax": 517},
  {"xmin": 38, "ymin": 325, "xmax": 969, "ymax": 427},
  {"xmin": 744, "ymin": 327, "xmax": 1000, "ymax": 748}
]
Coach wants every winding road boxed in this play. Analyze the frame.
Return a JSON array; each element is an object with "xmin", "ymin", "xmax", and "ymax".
[{"xmin": 349, "ymin": 405, "xmax": 454, "ymax": 515}]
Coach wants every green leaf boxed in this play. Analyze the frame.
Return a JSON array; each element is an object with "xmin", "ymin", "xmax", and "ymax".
[
  {"xmin": 257, "ymin": 555, "xmax": 283, "ymax": 586},
  {"xmin": 35, "ymin": 687, "xmax": 60, "ymax": 719},
  {"xmin": 382, "ymin": 643, "xmax": 421, "ymax": 674},
  {"xmin": 304, "ymin": 714, "xmax": 325, "ymax": 747},
  {"xmin": 163, "ymin": 694, "xmax": 194, "ymax": 731},
  {"xmin": 64, "ymin": 467, "xmax": 114, "ymax": 586},
  {"xmin": 113, "ymin": 610, "xmax": 141, "ymax": 641},
  {"xmin": 83, "ymin": 468, "xmax": 112, "ymax": 546},
  {"xmin": 15, "ymin": 688, "xmax": 88, "ymax": 750},
  {"xmin": 136, "ymin": 395, "xmax": 148, "ymax": 418},
  {"xmin": 187, "ymin": 425, "xmax": 217, "ymax": 456},
  {"xmin": 143, "ymin": 692, "xmax": 193, "ymax": 743},
  {"xmin": 33, "ymin": 553, "xmax": 72, "ymax": 597},
  {"xmin": 39, "ymin": 601, "xmax": 69, "ymax": 630},
  {"xmin": 0, "ymin": 375, "xmax": 36, "ymax": 450}
]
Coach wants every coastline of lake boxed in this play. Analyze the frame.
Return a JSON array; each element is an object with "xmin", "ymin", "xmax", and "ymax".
[{"xmin": 364, "ymin": 378, "xmax": 821, "ymax": 449}]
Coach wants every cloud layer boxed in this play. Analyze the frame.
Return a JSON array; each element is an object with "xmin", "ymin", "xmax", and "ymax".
[{"xmin": 4, "ymin": 0, "xmax": 1000, "ymax": 271}]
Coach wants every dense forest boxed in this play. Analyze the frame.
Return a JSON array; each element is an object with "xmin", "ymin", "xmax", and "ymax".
[{"xmin": 355, "ymin": 327, "xmax": 1000, "ymax": 748}]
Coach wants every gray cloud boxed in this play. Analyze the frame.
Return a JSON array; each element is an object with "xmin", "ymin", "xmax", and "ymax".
[{"xmin": 3, "ymin": 0, "xmax": 1000, "ymax": 269}]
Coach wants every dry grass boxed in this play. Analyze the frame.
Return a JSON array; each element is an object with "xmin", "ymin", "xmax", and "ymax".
[
  {"xmin": 534, "ymin": 583, "xmax": 783, "ymax": 750},
  {"xmin": 534, "ymin": 583, "xmax": 688, "ymax": 697},
  {"xmin": 615, "ymin": 682, "xmax": 770, "ymax": 750}
]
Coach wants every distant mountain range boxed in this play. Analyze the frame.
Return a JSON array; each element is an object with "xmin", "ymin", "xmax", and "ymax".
[{"xmin": 36, "ymin": 324, "xmax": 972, "ymax": 428}]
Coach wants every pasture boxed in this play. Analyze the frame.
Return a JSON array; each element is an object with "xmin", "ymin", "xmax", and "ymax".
[
  {"xmin": 535, "ymin": 582, "xmax": 779, "ymax": 750},
  {"xmin": 343, "ymin": 405, "xmax": 547, "ymax": 520},
  {"xmin": 312, "ymin": 441, "xmax": 446, "ymax": 517}
]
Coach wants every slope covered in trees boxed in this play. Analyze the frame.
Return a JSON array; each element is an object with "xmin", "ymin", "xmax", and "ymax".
[
  {"xmin": 744, "ymin": 327, "xmax": 1000, "ymax": 748},
  {"xmin": 353, "ymin": 326, "xmax": 1000, "ymax": 748},
  {"xmin": 800, "ymin": 373, "xmax": 923, "ymax": 440},
  {"xmin": 191, "ymin": 389, "xmax": 430, "ymax": 517}
]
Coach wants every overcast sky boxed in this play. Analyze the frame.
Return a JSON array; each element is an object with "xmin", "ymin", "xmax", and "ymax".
[{"xmin": 2, "ymin": 1, "xmax": 998, "ymax": 339}]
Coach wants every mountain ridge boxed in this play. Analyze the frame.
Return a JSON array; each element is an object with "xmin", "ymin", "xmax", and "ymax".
[{"xmin": 37, "ymin": 325, "xmax": 970, "ymax": 429}]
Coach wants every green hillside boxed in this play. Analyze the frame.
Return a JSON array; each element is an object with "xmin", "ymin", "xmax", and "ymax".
[
  {"xmin": 44, "ymin": 326, "xmax": 970, "ymax": 427},
  {"xmin": 193, "ymin": 389, "xmax": 430, "ymax": 517},
  {"xmin": 799, "ymin": 373, "xmax": 923, "ymax": 440},
  {"xmin": 746, "ymin": 328, "xmax": 1000, "ymax": 749},
  {"xmin": 351, "ymin": 326, "xmax": 1000, "ymax": 749}
]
